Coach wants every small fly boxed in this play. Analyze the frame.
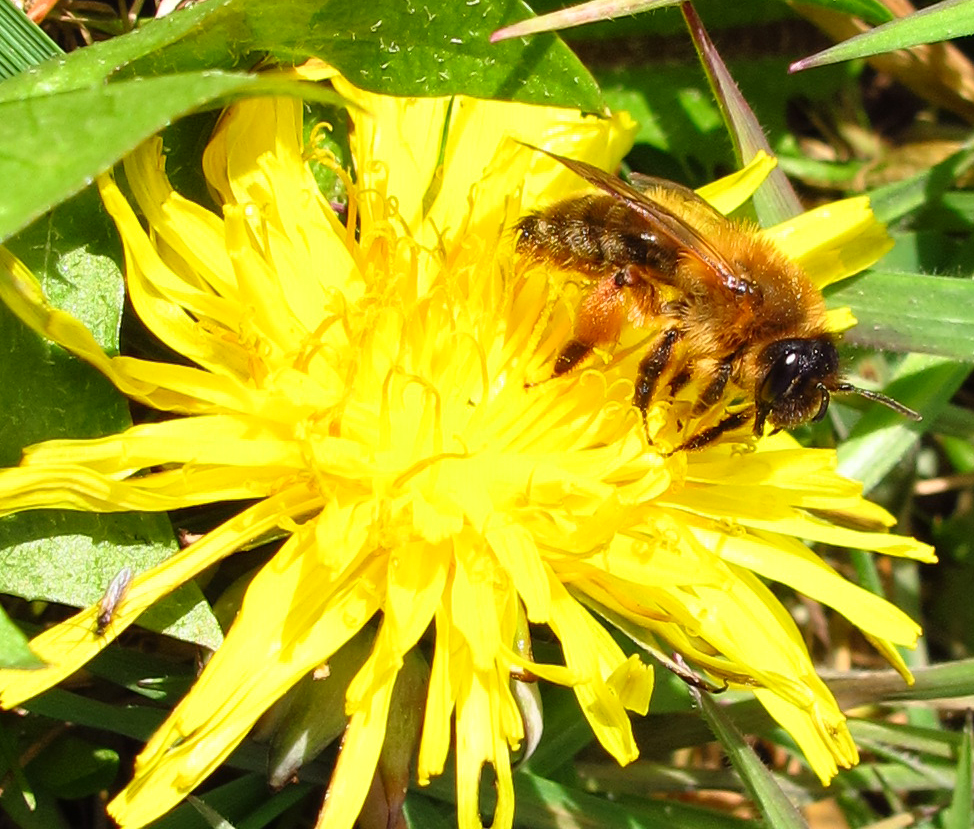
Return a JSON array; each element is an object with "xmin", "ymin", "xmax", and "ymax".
[{"xmin": 95, "ymin": 566, "xmax": 133, "ymax": 636}]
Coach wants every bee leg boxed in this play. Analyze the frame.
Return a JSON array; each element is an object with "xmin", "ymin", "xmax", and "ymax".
[
  {"xmin": 691, "ymin": 360, "xmax": 732, "ymax": 415},
  {"xmin": 554, "ymin": 266, "xmax": 645, "ymax": 377},
  {"xmin": 678, "ymin": 407, "xmax": 753, "ymax": 452},
  {"xmin": 553, "ymin": 339, "xmax": 593, "ymax": 375},
  {"xmin": 634, "ymin": 328, "xmax": 682, "ymax": 413}
]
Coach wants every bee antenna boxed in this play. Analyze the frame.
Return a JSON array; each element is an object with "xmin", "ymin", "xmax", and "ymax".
[{"xmin": 834, "ymin": 382, "xmax": 923, "ymax": 422}]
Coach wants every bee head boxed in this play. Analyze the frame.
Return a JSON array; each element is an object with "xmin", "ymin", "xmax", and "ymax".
[
  {"xmin": 754, "ymin": 336, "xmax": 922, "ymax": 435},
  {"xmin": 754, "ymin": 337, "xmax": 839, "ymax": 434}
]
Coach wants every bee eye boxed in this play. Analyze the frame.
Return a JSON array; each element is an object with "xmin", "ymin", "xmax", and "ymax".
[
  {"xmin": 759, "ymin": 345, "xmax": 804, "ymax": 405},
  {"xmin": 757, "ymin": 337, "xmax": 839, "ymax": 410}
]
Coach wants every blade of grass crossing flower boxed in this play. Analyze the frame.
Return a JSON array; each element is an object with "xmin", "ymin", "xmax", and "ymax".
[
  {"xmin": 0, "ymin": 0, "xmax": 60, "ymax": 79},
  {"xmin": 791, "ymin": 0, "xmax": 974, "ymax": 72},
  {"xmin": 837, "ymin": 355, "xmax": 969, "ymax": 493},
  {"xmin": 680, "ymin": 2, "xmax": 802, "ymax": 226},
  {"xmin": 692, "ymin": 685, "xmax": 810, "ymax": 829}
]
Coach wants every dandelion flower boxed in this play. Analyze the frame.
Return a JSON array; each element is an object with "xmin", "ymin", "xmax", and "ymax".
[{"xmin": 0, "ymin": 66, "xmax": 933, "ymax": 829}]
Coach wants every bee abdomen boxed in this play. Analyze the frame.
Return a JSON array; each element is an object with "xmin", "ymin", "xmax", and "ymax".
[{"xmin": 517, "ymin": 194, "xmax": 677, "ymax": 276}]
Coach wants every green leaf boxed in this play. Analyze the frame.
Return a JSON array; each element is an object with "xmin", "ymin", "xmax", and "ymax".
[
  {"xmin": 490, "ymin": 0, "xmax": 683, "ymax": 42},
  {"xmin": 403, "ymin": 795, "xmax": 457, "ymax": 829},
  {"xmin": 125, "ymin": 0, "xmax": 602, "ymax": 105},
  {"xmin": 837, "ymin": 354, "xmax": 968, "ymax": 493},
  {"xmin": 600, "ymin": 58, "xmax": 854, "ymax": 185},
  {"xmin": 0, "ymin": 0, "xmax": 600, "ymax": 243},
  {"xmin": 424, "ymin": 766, "xmax": 754, "ymax": 828},
  {"xmin": 849, "ymin": 719, "xmax": 960, "ymax": 759},
  {"xmin": 681, "ymin": 3, "xmax": 803, "ymax": 225},
  {"xmin": 0, "ymin": 187, "xmax": 221, "ymax": 649},
  {"xmin": 0, "ymin": 607, "xmax": 42, "ymax": 669},
  {"xmin": 692, "ymin": 688, "xmax": 810, "ymax": 829},
  {"xmin": 827, "ymin": 272, "xmax": 974, "ymax": 360},
  {"xmin": 791, "ymin": 0, "xmax": 974, "ymax": 72},
  {"xmin": 188, "ymin": 797, "xmax": 238, "ymax": 829},
  {"xmin": 829, "ymin": 659, "xmax": 974, "ymax": 708},
  {"xmin": 944, "ymin": 713, "xmax": 973, "ymax": 829},
  {"xmin": 512, "ymin": 770, "xmax": 752, "ymax": 829},
  {"xmin": 26, "ymin": 734, "xmax": 119, "ymax": 799},
  {"xmin": 0, "ymin": 71, "xmax": 344, "ymax": 242},
  {"xmin": 155, "ymin": 776, "xmax": 284, "ymax": 829},
  {"xmin": 0, "ymin": 0, "xmax": 60, "ymax": 80},
  {"xmin": 868, "ymin": 141, "xmax": 974, "ymax": 225},
  {"xmin": 795, "ymin": 0, "xmax": 893, "ymax": 25}
]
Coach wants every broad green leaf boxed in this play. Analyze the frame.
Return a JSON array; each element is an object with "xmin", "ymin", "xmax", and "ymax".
[
  {"xmin": 0, "ymin": 71, "xmax": 343, "ymax": 242},
  {"xmin": 0, "ymin": 507, "xmax": 222, "ymax": 650},
  {"xmin": 0, "ymin": 187, "xmax": 221, "ymax": 648},
  {"xmin": 791, "ymin": 0, "xmax": 974, "ymax": 72},
  {"xmin": 693, "ymin": 688, "xmax": 809, "ymax": 829},
  {"xmin": 0, "ymin": 0, "xmax": 600, "ymax": 242},
  {"xmin": 827, "ymin": 272, "xmax": 974, "ymax": 360},
  {"xmin": 120, "ymin": 0, "xmax": 602, "ymax": 106},
  {"xmin": 0, "ymin": 0, "xmax": 599, "ymax": 105}
]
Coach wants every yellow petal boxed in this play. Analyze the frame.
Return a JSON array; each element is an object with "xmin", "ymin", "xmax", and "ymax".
[
  {"xmin": 767, "ymin": 195, "xmax": 893, "ymax": 288},
  {"xmin": 696, "ymin": 150, "xmax": 777, "ymax": 214},
  {"xmin": 110, "ymin": 545, "xmax": 385, "ymax": 828}
]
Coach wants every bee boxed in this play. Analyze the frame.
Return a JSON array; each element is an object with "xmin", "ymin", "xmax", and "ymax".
[
  {"xmin": 95, "ymin": 565, "xmax": 133, "ymax": 636},
  {"xmin": 516, "ymin": 148, "xmax": 921, "ymax": 450}
]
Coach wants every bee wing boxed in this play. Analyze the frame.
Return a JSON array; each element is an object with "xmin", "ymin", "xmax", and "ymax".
[
  {"xmin": 528, "ymin": 145, "xmax": 747, "ymax": 296},
  {"xmin": 629, "ymin": 173, "xmax": 729, "ymax": 235}
]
